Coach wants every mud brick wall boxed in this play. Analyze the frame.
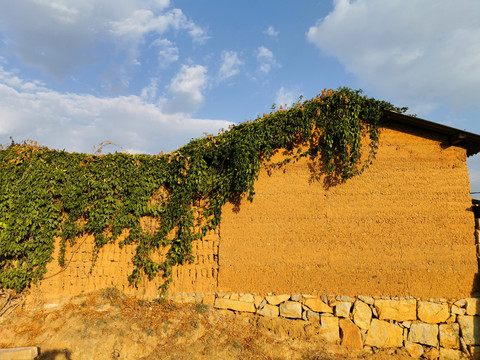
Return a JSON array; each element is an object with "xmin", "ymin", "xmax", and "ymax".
[
  {"xmin": 35, "ymin": 228, "xmax": 219, "ymax": 303},
  {"xmin": 219, "ymin": 124, "xmax": 478, "ymax": 299}
]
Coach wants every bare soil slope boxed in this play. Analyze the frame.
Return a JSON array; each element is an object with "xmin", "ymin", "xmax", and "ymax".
[{"xmin": 0, "ymin": 289, "xmax": 412, "ymax": 360}]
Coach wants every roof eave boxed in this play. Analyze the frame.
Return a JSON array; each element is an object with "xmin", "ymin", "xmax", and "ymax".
[{"xmin": 382, "ymin": 109, "xmax": 480, "ymax": 157}]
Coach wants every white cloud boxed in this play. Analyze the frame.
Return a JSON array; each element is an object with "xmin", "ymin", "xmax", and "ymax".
[
  {"xmin": 164, "ymin": 64, "xmax": 208, "ymax": 114},
  {"xmin": 275, "ymin": 87, "xmax": 298, "ymax": 109},
  {"xmin": 152, "ymin": 38, "xmax": 179, "ymax": 67},
  {"xmin": 306, "ymin": 0, "xmax": 480, "ymax": 113},
  {"xmin": 265, "ymin": 26, "xmax": 279, "ymax": 37},
  {"xmin": 256, "ymin": 46, "xmax": 280, "ymax": 74},
  {"xmin": 140, "ymin": 78, "xmax": 158, "ymax": 102},
  {"xmin": 0, "ymin": 66, "xmax": 231, "ymax": 153},
  {"xmin": 218, "ymin": 51, "xmax": 243, "ymax": 82},
  {"xmin": 0, "ymin": 0, "xmax": 206, "ymax": 77}
]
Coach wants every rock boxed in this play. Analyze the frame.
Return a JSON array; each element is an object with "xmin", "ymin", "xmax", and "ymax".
[
  {"xmin": 457, "ymin": 315, "xmax": 480, "ymax": 345},
  {"xmin": 465, "ymin": 298, "xmax": 480, "ymax": 316},
  {"xmin": 408, "ymin": 323, "xmax": 439, "ymax": 347},
  {"xmin": 402, "ymin": 321, "xmax": 412, "ymax": 328},
  {"xmin": 353, "ymin": 301, "xmax": 372, "ymax": 330},
  {"xmin": 454, "ymin": 299, "xmax": 466, "ymax": 308},
  {"xmin": 239, "ymin": 294, "xmax": 254, "ymax": 303},
  {"xmin": 265, "ymin": 294, "xmax": 290, "ymax": 305},
  {"xmin": 230, "ymin": 293, "xmax": 239, "ymax": 301},
  {"xmin": 0, "ymin": 347, "xmax": 39, "ymax": 360},
  {"xmin": 290, "ymin": 294, "xmax": 302, "ymax": 301},
  {"xmin": 439, "ymin": 348, "xmax": 468, "ymax": 360},
  {"xmin": 404, "ymin": 341, "xmax": 424, "ymax": 358},
  {"xmin": 279, "ymin": 301, "xmax": 303, "ymax": 319},
  {"xmin": 375, "ymin": 299, "xmax": 416, "ymax": 321},
  {"xmin": 358, "ymin": 295, "xmax": 374, "ymax": 305},
  {"xmin": 439, "ymin": 323, "xmax": 460, "ymax": 349},
  {"xmin": 451, "ymin": 305, "xmax": 466, "ymax": 316},
  {"xmin": 306, "ymin": 310, "xmax": 319, "ymax": 322},
  {"xmin": 446, "ymin": 314, "xmax": 457, "ymax": 323},
  {"xmin": 339, "ymin": 319, "xmax": 363, "ymax": 350},
  {"xmin": 336, "ymin": 295, "xmax": 355, "ymax": 302},
  {"xmin": 254, "ymin": 296, "xmax": 264, "ymax": 308},
  {"xmin": 214, "ymin": 298, "xmax": 256, "ymax": 313},
  {"xmin": 335, "ymin": 302, "xmax": 352, "ymax": 318},
  {"xmin": 319, "ymin": 315, "xmax": 340, "ymax": 343},
  {"xmin": 257, "ymin": 304, "xmax": 279, "ymax": 317},
  {"xmin": 418, "ymin": 301, "xmax": 450, "ymax": 324},
  {"xmin": 423, "ymin": 347, "xmax": 440, "ymax": 360},
  {"xmin": 304, "ymin": 298, "xmax": 333, "ymax": 313},
  {"xmin": 364, "ymin": 319, "xmax": 403, "ymax": 348}
]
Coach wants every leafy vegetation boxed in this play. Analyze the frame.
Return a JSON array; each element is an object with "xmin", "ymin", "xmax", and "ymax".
[{"xmin": 0, "ymin": 88, "xmax": 405, "ymax": 293}]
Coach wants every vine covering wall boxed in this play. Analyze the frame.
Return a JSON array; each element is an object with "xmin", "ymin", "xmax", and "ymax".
[{"xmin": 0, "ymin": 88, "xmax": 405, "ymax": 293}]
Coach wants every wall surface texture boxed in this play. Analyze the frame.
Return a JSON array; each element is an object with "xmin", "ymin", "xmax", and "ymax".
[
  {"xmin": 219, "ymin": 124, "xmax": 478, "ymax": 299},
  {"xmin": 32, "ymin": 124, "xmax": 478, "ymax": 302}
]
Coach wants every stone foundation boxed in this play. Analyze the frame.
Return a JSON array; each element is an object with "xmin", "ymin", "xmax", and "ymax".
[{"xmin": 166, "ymin": 291, "xmax": 480, "ymax": 359}]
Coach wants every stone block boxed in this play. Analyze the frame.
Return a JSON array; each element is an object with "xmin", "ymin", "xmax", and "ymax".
[
  {"xmin": 279, "ymin": 301, "xmax": 302, "ymax": 319},
  {"xmin": 404, "ymin": 341, "xmax": 424, "ymax": 359},
  {"xmin": 336, "ymin": 295, "xmax": 355, "ymax": 302},
  {"xmin": 353, "ymin": 301, "xmax": 372, "ymax": 330},
  {"xmin": 214, "ymin": 298, "xmax": 256, "ymax": 313},
  {"xmin": 339, "ymin": 318, "xmax": 363, "ymax": 350},
  {"xmin": 335, "ymin": 302, "xmax": 352, "ymax": 318},
  {"xmin": 423, "ymin": 347, "xmax": 440, "ymax": 360},
  {"xmin": 304, "ymin": 298, "xmax": 333, "ymax": 313},
  {"xmin": 454, "ymin": 299, "xmax": 466, "ymax": 308},
  {"xmin": 457, "ymin": 315, "xmax": 480, "ymax": 345},
  {"xmin": 418, "ymin": 301, "xmax": 450, "ymax": 324},
  {"xmin": 364, "ymin": 319, "xmax": 403, "ymax": 348},
  {"xmin": 0, "ymin": 347, "xmax": 39, "ymax": 360},
  {"xmin": 254, "ymin": 295, "xmax": 264, "ymax": 308},
  {"xmin": 290, "ymin": 294, "xmax": 302, "ymax": 301},
  {"xmin": 257, "ymin": 304, "xmax": 279, "ymax": 317},
  {"xmin": 451, "ymin": 305, "xmax": 466, "ymax": 316},
  {"xmin": 239, "ymin": 293, "xmax": 255, "ymax": 303},
  {"xmin": 375, "ymin": 299, "xmax": 417, "ymax": 321},
  {"xmin": 439, "ymin": 323, "xmax": 460, "ymax": 349},
  {"xmin": 358, "ymin": 295, "xmax": 374, "ymax": 305},
  {"xmin": 306, "ymin": 310, "xmax": 319, "ymax": 322},
  {"xmin": 465, "ymin": 298, "xmax": 480, "ymax": 316},
  {"xmin": 265, "ymin": 294, "xmax": 290, "ymax": 305},
  {"xmin": 439, "ymin": 348, "xmax": 468, "ymax": 360},
  {"xmin": 319, "ymin": 315, "xmax": 340, "ymax": 343},
  {"xmin": 408, "ymin": 323, "xmax": 439, "ymax": 347}
]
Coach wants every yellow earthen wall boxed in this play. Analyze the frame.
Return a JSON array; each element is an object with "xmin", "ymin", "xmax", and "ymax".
[
  {"xmin": 218, "ymin": 125, "xmax": 479, "ymax": 298},
  {"xmin": 35, "ymin": 225, "xmax": 219, "ymax": 303}
]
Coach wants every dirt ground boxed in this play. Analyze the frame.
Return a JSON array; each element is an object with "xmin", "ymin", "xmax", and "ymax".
[{"xmin": 0, "ymin": 289, "xmax": 414, "ymax": 360}]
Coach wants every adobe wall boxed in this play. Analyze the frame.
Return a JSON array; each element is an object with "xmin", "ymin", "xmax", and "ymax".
[
  {"xmin": 33, "ymin": 221, "xmax": 219, "ymax": 303},
  {"xmin": 218, "ymin": 124, "xmax": 479, "ymax": 299}
]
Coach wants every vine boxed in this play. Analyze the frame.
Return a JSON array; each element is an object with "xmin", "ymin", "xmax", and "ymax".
[{"xmin": 0, "ymin": 88, "xmax": 405, "ymax": 293}]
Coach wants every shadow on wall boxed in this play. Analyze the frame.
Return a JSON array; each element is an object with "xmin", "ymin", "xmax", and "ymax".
[{"xmin": 36, "ymin": 349, "xmax": 72, "ymax": 360}]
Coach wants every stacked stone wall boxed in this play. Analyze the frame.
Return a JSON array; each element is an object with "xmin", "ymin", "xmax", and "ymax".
[{"xmin": 201, "ymin": 291, "xmax": 477, "ymax": 359}]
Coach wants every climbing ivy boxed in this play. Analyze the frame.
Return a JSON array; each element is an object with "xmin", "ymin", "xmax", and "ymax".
[{"xmin": 0, "ymin": 88, "xmax": 405, "ymax": 293}]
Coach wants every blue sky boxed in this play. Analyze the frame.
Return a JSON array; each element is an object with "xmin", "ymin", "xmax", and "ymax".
[{"xmin": 1, "ymin": 0, "xmax": 480, "ymax": 192}]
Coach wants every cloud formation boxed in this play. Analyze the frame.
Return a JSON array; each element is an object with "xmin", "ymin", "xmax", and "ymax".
[
  {"xmin": 0, "ymin": 0, "xmax": 206, "ymax": 78},
  {"xmin": 0, "ymin": 66, "xmax": 231, "ymax": 154},
  {"xmin": 257, "ymin": 46, "xmax": 280, "ymax": 74},
  {"xmin": 265, "ymin": 26, "xmax": 279, "ymax": 37},
  {"xmin": 164, "ymin": 64, "xmax": 208, "ymax": 115},
  {"xmin": 307, "ymin": 0, "xmax": 480, "ymax": 112},
  {"xmin": 218, "ymin": 51, "xmax": 243, "ymax": 82}
]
